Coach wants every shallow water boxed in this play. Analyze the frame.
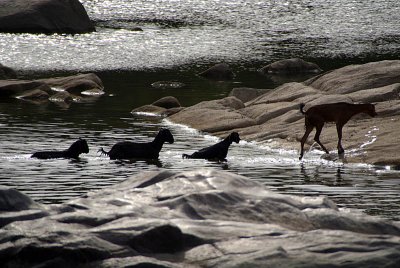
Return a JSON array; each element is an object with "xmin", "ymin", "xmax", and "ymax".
[
  {"xmin": 1, "ymin": 95, "xmax": 400, "ymax": 221},
  {"xmin": 1, "ymin": 0, "xmax": 400, "ymax": 221}
]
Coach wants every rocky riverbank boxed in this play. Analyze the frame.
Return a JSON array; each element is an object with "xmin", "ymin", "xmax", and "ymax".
[
  {"xmin": 1, "ymin": 169, "xmax": 400, "ymax": 267},
  {"xmin": 0, "ymin": 72, "xmax": 105, "ymax": 107},
  {"xmin": 162, "ymin": 60, "xmax": 400, "ymax": 166}
]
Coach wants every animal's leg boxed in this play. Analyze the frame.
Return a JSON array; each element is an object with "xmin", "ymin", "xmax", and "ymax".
[
  {"xmin": 314, "ymin": 124, "xmax": 329, "ymax": 154},
  {"xmin": 299, "ymin": 125, "xmax": 313, "ymax": 160},
  {"xmin": 336, "ymin": 123, "xmax": 344, "ymax": 154}
]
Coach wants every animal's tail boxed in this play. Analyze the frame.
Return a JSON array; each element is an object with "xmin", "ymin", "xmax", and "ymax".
[
  {"xmin": 299, "ymin": 103, "xmax": 306, "ymax": 114},
  {"xmin": 98, "ymin": 147, "xmax": 109, "ymax": 156},
  {"xmin": 182, "ymin": 154, "xmax": 191, "ymax": 159}
]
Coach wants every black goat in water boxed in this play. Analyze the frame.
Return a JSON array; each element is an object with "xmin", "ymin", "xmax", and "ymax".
[
  {"xmin": 182, "ymin": 132, "xmax": 241, "ymax": 161},
  {"xmin": 99, "ymin": 128, "xmax": 174, "ymax": 160},
  {"xmin": 31, "ymin": 138, "xmax": 89, "ymax": 159}
]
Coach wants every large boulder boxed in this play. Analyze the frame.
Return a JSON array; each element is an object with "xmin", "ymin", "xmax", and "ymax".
[
  {"xmin": 259, "ymin": 58, "xmax": 322, "ymax": 74},
  {"xmin": 0, "ymin": 0, "xmax": 95, "ymax": 34},
  {"xmin": 0, "ymin": 169, "xmax": 399, "ymax": 267}
]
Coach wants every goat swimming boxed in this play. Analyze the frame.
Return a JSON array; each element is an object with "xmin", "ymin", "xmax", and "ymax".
[
  {"xmin": 31, "ymin": 138, "xmax": 89, "ymax": 159},
  {"xmin": 182, "ymin": 132, "xmax": 240, "ymax": 161},
  {"xmin": 299, "ymin": 102, "xmax": 377, "ymax": 160},
  {"xmin": 99, "ymin": 128, "xmax": 174, "ymax": 160}
]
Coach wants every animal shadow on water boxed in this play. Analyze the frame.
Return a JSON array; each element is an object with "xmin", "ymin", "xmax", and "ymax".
[
  {"xmin": 182, "ymin": 132, "xmax": 241, "ymax": 162},
  {"xmin": 98, "ymin": 128, "xmax": 174, "ymax": 160},
  {"xmin": 298, "ymin": 102, "xmax": 377, "ymax": 160},
  {"xmin": 31, "ymin": 138, "xmax": 89, "ymax": 159}
]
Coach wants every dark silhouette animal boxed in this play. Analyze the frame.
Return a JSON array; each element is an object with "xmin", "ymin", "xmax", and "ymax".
[
  {"xmin": 99, "ymin": 128, "xmax": 174, "ymax": 160},
  {"xmin": 31, "ymin": 138, "xmax": 89, "ymax": 159},
  {"xmin": 182, "ymin": 132, "xmax": 241, "ymax": 161},
  {"xmin": 299, "ymin": 102, "xmax": 377, "ymax": 160}
]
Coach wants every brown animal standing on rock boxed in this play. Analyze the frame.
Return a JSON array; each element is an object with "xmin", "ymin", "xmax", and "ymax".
[{"xmin": 299, "ymin": 102, "xmax": 377, "ymax": 160}]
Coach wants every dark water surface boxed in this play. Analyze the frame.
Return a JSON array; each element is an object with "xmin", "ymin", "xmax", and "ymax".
[{"xmin": 1, "ymin": 0, "xmax": 400, "ymax": 221}]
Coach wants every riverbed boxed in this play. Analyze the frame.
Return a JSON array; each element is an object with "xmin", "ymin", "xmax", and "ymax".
[{"xmin": 1, "ymin": 0, "xmax": 400, "ymax": 221}]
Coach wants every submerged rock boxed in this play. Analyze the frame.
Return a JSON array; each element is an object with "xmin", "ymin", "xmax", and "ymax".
[
  {"xmin": 259, "ymin": 58, "xmax": 322, "ymax": 74},
  {"xmin": 152, "ymin": 96, "xmax": 181, "ymax": 109},
  {"xmin": 199, "ymin": 63, "xmax": 235, "ymax": 80},
  {"xmin": 132, "ymin": 96, "xmax": 183, "ymax": 117},
  {"xmin": 151, "ymin": 81, "xmax": 186, "ymax": 89},
  {"xmin": 0, "ymin": 0, "xmax": 95, "ymax": 34},
  {"xmin": 40, "ymin": 73, "xmax": 104, "ymax": 94},
  {"xmin": 0, "ymin": 63, "xmax": 17, "ymax": 79},
  {"xmin": 0, "ymin": 169, "xmax": 399, "ymax": 267},
  {"xmin": 1, "ymin": 73, "xmax": 105, "ymax": 105}
]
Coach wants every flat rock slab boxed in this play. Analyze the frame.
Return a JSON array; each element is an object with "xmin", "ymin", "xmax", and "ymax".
[{"xmin": 0, "ymin": 169, "xmax": 399, "ymax": 267}]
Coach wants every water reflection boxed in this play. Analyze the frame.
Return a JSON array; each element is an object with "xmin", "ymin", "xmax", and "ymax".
[
  {"xmin": 114, "ymin": 159, "xmax": 163, "ymax": 168},
  {"xmin": 300, "ymin": 163, "xmax": 352, "ymax": 187}
]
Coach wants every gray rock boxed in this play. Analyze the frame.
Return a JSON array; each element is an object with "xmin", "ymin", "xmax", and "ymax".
[
  {"xmin": 0, "ymin": 63, "xmax": 17, "ymax": 79},
  {"xmin": 0, "ymin": 187, "xmax": 38, "ymax": 211},
  {"xmin": 48, "ymin": 91, "xmax": 74, "ymax": 103},
  {"xmin": 199, "ymin": 63, "xmax": 235, "ymax": 80},
  {"xmin": 305, "ymin": 60, "xmax": 400, "ymax": 94},
  {"xmin": 229, "ymin": 87, "xmax": 265, "ymax": 103},
  {"xmin": 1, "ymin": 169, "xmax": 399, "ymax": 267},
  {"xmin": 131, "ymin": 99, "xmax": 184, "ymax": 117},
  {"xmin": 16, "ymin": 87, "xmax": 50, "ymax": 100},
  {"xmin": 169, "ymin": 96, "xmax": 254, "ymax": 133},
  {"xmin": 0, "ymin": 0, "xmax": 95, "ymax": 34},
  {"xmin": 152, "ymin": 96, "xmax": 181, "ymax": 109},
  {"xmin": 40, "ymin": 73, "xmax": 104, "ymax": 95},
  {"xmin": 259, "ymin": 58, "xmax": 322, "ymax": 74},
  {"xmin": 0, "ymin": 80, "xmax": 50, "ymax": 98}
]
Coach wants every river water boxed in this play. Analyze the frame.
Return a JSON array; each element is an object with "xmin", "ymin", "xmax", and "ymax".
[{"xmin": 0, "ymin": 0, "xmax": 400, "ymax": 221}]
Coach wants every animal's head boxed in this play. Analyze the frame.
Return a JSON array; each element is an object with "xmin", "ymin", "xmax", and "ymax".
[
  {"xmin": 365, "ymin": 103, "xmax": 378, "ymax": 117},
  {"xmin": 70, "ymin": 138, "xmax": 89, "ymax": 154},
  {"xmin": 229, "ymin": 132, "xmax": 241, "ymax": 143},
  {"xmin": 159, "ymin": 128, "xmax": 174, "ymax": 144}
]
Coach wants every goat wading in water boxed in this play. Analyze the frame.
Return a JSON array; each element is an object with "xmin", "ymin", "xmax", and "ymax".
[
  {"xmin": 182, "ymin": 132, "xmax": 241, "ymax": 161},
  {"xmin": 299, "ymin": 102, "xmax": 377, "ymax": 160},
  {"xmin": 99, "ymin": 128, "xmax": 174, "ymax": 160},
  {"xmin": 31, "ymin": 138, "xmax": 89, "ymax": 159}
]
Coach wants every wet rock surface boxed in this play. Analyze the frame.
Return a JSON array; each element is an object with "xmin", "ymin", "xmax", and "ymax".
[
  {"xmin": 199, "ymin": 63, "xmax": 235, "ymax": 81},
  {"xmin": 0, "ymin": 169, "xmax": 399, "ymax": 267},
  {"xmin": 0, "ymin": 63, "xmax": 17, "ymax": 79},
  {"xmin": 169, "ymin": 60, "xmax": 400, "ymax": 165},
  {"xmin": 131, "ymin": 96, "xmax": 184, "ymax": 117},
  {"xmin": 259, "ymin": 58, "xmax": 323, "ymax": 74},
  {"xmin": 0, "ymin": 73, "xmax": 105, "ymax": 106}
]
